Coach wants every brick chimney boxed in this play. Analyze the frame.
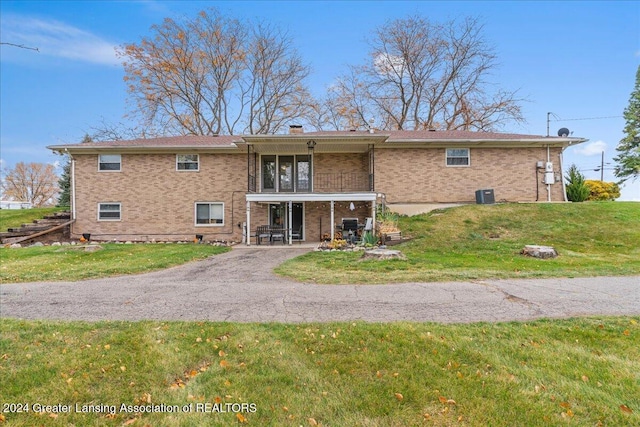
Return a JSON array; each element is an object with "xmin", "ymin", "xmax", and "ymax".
[{"xmin": 289, "ymin": 125, "xmax": 303, "ymax": 134}]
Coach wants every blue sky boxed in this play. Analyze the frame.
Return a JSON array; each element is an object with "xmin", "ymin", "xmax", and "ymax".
[{"xmin": 1, "ymin": 0, "xmax": 639, "ymax": 200}]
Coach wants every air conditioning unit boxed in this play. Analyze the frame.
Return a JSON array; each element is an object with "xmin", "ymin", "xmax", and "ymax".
[{"xmin": 475, "ymin": 189, "xmax": 495, "ymax": 204}]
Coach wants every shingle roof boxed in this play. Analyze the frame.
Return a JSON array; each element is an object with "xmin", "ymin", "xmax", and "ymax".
[{"xmin": 76, "ymin": 135, "xmax": 240, "ymax": 147}]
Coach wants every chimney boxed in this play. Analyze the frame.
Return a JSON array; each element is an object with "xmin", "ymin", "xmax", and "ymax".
[{"xmin": 289, "ymin": 125, "xmax": 303, "ymax": 134}]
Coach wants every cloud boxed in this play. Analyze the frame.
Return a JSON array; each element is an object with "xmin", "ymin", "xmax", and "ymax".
[
  {"xmin": 574, "ymin": 140, "xmax": 607, "ymax": 156},
  {"xmin": 1, "ymin": 14, "xmax": 120, "ymax": 66}
]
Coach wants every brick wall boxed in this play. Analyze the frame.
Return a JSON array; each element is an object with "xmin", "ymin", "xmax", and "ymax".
[
  {"xmin": 375, "ymin": 146, "xmax": 565, "ymax": 203},
  {"xmin": 71, "ymin": 146, "xmax": 566, "ymax": 242},
  {"xmin": 73, "ymin": 153, "xmax": 248, "ymax": 242}
]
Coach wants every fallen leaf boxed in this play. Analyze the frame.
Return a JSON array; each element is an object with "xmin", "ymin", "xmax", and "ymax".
[
  {"xmin": 581, "ymin": 375, "xmax": 589, "ymax": 382},
  {"xmin": 308, "ymin": 417, "xmax": 318, "ymax": 426},
  {"xmin": 219, "ymin": 360, "xmax": 229, "ymax": 368},
  {"xmin": 394, "ymin": 393, "xmax": 404, "ymax": 401},
  {"xmin": 438, "ymin": 396, "xmax": 448, "ymax": 404},
  {"xmin": 104, "ymin": 344, "xmax": 111, "ymax": 350},
  {"xmin": 236, "ymin": 413, "xmax": 247, "ymax": 423},
  {"xmin": 120, "ymin": 366, "xmax": 126, "ymax": 372},
  {"xmin": 623, "ymin": 330, "xmax": 630, "ymax": 336},
  {"xmin": 48, "ymin": 414, "xmax": 58, "ymax": 419},
  {"xmin": 196, "ymin": 337, "xmax": 202, "ymax": 343},
  {"xmin": 376, "ymin": 370, "xmax": 382, "ymax": 378},
  {"xmin": 620, "ymin": 404, "xmax": 633, "ymax": 413},
  {"xmin": 0, "ymin": 413, "xmax": 5, "ymax": 422},
  {"xmin": 123, "ymin": 419, "xmax": 136, "ymax": 426},
  {"xmin": 219, "ymin": 350, "xmax": 226, "ymax": 357},
  {"xmin": 560, "ymin": 402, "xmax": 571, "ymax": 409}
]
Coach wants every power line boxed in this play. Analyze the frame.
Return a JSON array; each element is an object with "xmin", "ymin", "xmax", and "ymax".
[{"xmin": 549, "ymin": 115, "xmax": 622, "ymax": 122}]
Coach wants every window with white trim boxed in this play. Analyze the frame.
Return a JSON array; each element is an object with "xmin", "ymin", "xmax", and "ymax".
[
  {"xmin": 98, "ymin": 154, "xmax": 121, "ymax": 171},
  {"xmin": 98, "ymin": 203, "xmax": 121, "ymax": 221},
  {"xmin": 446, "ymin": 148, "xmax": 470, "ymax": 166},
  {"xmin": 177, "ymin": 154, "xmax": 199, "ymax": 171},
  {"xmin": 195, "ymin": 202, "xmax": 224, "ymax": 226}
]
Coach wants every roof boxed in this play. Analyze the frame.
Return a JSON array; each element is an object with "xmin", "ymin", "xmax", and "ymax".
[{"xmin": 47, "ymin": 129, "xmax": 587, "ymax": 153}]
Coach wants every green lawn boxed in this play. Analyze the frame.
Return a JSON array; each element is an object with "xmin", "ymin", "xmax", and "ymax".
[
  {"xmin": 276, "ymin": 202, "xmax": 640, "ymax": 284},
  {"xmin": 0, "ymin": 206, "xmax": 68, "ymax": 231},
  {"xmin": 0, "ymin": 243, "xmax": 229, "ymax": 283},
  {"xmin": 0, "ymin": 317, "xmax": 637, "ymax": 426}
]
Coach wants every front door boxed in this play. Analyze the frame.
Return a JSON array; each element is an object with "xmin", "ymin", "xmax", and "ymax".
[{"xmin": 269, "ymin": 202, "xmax": 304, "ymax": 241}]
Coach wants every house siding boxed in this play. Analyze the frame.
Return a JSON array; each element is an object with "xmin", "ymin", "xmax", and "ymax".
[
  {"xmin": 73, "ymin": 153, "xmax": 248, "ymax": 241},
  {"xmin": 375, "ymin": 146, "xmax": 565, "ymax": 203},
  {"xmin": 69, "ymin": 142, "xmax": 568, "ymax": 242}
]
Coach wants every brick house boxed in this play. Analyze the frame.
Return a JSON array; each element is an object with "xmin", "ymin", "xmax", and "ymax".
[{"xmin": 48, "ymin": 127, "xmax": 587, "ymax": 244}]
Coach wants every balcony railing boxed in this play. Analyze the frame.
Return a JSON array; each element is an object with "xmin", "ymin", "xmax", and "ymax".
[{"xmin": 314, "ymin": 172, "xmax": 374, "ymax": 192}]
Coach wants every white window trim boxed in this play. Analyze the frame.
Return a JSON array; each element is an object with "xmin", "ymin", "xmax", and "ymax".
[
  {"xmin": 97, "ymin": 202, "xmax": 121, "ymax": 221},
  {"xmin": 176, "ymin": 154, "xmax": 200, "ymax": 171},
  {"xmin": 195, "ymin": 202, "xmax": 225, "ymax": 227},
  {"xmin": 98, "ymin": 154, "xmax": 122, "ymax": 172},
  {"xmin": 445, "ymin": 148, "xmax": 471, "ymax": 167}
]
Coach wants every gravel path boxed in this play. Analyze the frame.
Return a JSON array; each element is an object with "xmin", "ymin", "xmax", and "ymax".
[{"xmin": 1, "ymin": 246, "xmax": 638, "ymax": 323}]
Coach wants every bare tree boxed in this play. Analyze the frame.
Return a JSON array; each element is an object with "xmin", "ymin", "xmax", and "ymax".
[
  {"xmin": 325, "ymin": 16, "xmax": 524, "ymax": 131},
  {"xmin": 118, "ymin": 9, "xmax": 313, "ymax": 136},
  {"xmin": 243, "ymin": 23, "xmax": 312, "ymax": 134},
  {"xmin": 1, "ymin": 162, "xmax": 59, "ymax": 207}
]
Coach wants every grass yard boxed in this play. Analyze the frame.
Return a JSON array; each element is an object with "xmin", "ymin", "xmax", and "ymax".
[
  {"xmin": 276, "ymin": 202, "xmax": 640, "ymax": 284},
  {"xmin": 0, "ymin": 244, "xmax": 229, "ymax": 283},
  {"xmin": 0, "ymin": 207, "xmax": 68, "ymax": 231},
  {"xmin": 0, "ymin": 317, "xmax": 638, "ymax": 426}
]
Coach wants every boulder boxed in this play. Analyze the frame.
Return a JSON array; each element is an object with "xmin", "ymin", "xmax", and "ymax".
[
  {"xmin": 361, "ymin": 248, "xmax": 407, "ymax": 261},
  {"xmin": 521, "ymin": 245, "xmax": 558, "ymax": 259}
]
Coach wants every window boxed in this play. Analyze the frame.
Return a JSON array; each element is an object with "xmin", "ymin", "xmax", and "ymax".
[
  {"xmin": 262, "ymin": 155, "xmax": 312, "ymax": 192},
  {"xmin": 195, "ymin": 202, "xmax": 224, "ymax": 226},
  {"xmin": 98, "ymin": 154, "xmax": 121, "ymax": 171},
  {"xmin": 98, "ymin": 203, "xmax": 121, "ymax": 221},
  {"xmin": 177, "ymin": 154, "xmax": 199, "ymax": 171},
  {"xmin": 446, "ymin": 148, "xmax": 470, "ymax": 166}
]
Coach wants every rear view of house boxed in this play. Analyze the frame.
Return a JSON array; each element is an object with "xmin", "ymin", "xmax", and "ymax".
[{"xmin": 48, "ymin": 127, "xmax": 586, "ymax": 244}]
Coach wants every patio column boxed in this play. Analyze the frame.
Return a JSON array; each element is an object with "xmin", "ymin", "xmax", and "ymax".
[
  {"xmin": 288, "ymin": 200, "xmax": 293, "ymax": 245},
  {"xmin": 371, "ymin": 199, "xmax": 376, "ymax": 235},
  {"xmin": 246, "ymin": 200, "xmax": 251, "ymax": 246},
  {"xmin": 330, "ymin": 200, "xmax": 335, "ymax": 240}
]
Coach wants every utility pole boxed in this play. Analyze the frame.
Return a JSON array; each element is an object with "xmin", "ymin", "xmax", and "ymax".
[{"xmin": 601, "ymin": 151, "xmax": 604, "ymax": 181}]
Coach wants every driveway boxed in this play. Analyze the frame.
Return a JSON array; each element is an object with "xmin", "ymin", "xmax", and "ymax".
[{"xmin": 1, "ymin": 246, "xmax": 638, "ymax": 323}]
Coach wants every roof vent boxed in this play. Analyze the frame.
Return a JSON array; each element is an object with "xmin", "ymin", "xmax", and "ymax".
[
  {"xmin": 428, "ymin": 128, "xmax": 436, "ymax": 132},
  {"xmin": 289, "ymin": 125, "xmax": 303, "ymax": 134}
]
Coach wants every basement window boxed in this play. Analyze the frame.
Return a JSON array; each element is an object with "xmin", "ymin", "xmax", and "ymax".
[
  {"xmin": 195, "ymin": 202, "xmax": 224, "ymax": 226},
  {"xmin": 98, "ymin": 203, "xmax": 121, "ymax": 221}
]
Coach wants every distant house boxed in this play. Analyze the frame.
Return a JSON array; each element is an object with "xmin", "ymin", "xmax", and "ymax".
[
  {"xmin": 48, "ymin": 127, "xmax": 587, "ymax": 244},
  {"xmin": 0, "ymin": 200, "xmax": 32, "ymax": 210}
]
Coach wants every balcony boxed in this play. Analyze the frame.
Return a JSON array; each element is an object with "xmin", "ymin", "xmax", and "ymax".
[{"xmin": 314, "ymin": 172, "xmax": 374, "ymax": 193}]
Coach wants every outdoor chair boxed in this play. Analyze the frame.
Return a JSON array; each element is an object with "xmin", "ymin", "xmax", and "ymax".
[
  {"xmin": 256, "ymin": 225, "xmax": 271, "ymax": 245},
  {"xmin": 270, "ymin": 228, "xmax": 285, "ymax": 245},
  {"xmin": 290, "ymin": 226, "xmax": 302, "ymax": 243}
]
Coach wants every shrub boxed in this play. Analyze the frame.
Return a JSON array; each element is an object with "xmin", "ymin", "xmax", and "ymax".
[
  {"xmin": 565, "ymin": 164, "xmax": 590, "ymax": 202},
  {"xmin": 585, "ymin": 180, "xmax": 621, "ymax": 201}
]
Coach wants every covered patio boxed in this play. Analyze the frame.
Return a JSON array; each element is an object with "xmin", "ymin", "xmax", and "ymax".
[{"xmin": 245, "ymin": 192, "xmax": 377, "ymax": 245}]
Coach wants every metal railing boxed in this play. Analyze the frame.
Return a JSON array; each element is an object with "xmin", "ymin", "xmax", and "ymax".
[{"xmin": 314, "ymin": 172, "xmax": 373, "ymax": 192}]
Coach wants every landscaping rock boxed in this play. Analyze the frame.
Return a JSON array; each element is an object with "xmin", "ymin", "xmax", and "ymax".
[
  {"xmin": 84, "ymin": 245, "xmax": 103, "ymax": 252},
  {"xmin": 29, "ymin": 242, "xmax": 45, "ymax": 247},
  {"xmin": 521, "ymin": 245, "xmax": 558, "ymax": 259},
  {"xmin": 361, "ymin": 248, "xmax": 407, "ymax": 261},
  {"xmin": 10, "ymin": 243, "xmax": 22, "ymax": 248},
  {"xmin": 51, "ymin": 242, "xmax": 62, "ymax": 246}
]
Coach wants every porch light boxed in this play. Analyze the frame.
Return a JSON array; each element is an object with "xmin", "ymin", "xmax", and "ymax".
[{"xmin": 307, "ymin": 140, "xmax": 316, "ymax": 153}]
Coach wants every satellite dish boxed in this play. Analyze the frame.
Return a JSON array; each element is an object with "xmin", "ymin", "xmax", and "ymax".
[{"xmin": 557, "ymin": 128, "xmax": 570, "ymax": 137}]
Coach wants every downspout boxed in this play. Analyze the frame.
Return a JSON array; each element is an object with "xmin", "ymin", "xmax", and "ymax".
[
  {"xmin": 66, "ymin": 149, "xmax": 76, "ymax": 224},
  {"xmin": 559, "ymin": 147, "xmax": 568, "ymax": 202},
  {"xmin": 546, "ymin": 145, "xmax": 551, "ymax": 202}
]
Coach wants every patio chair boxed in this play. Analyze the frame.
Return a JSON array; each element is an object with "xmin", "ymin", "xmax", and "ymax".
[
  {"xmin": 290, "ymin": 226, "xmax": 302, "ymax": 243},
  {"xmin": 270, "ymin": 228, "xmax": 285, "ymax": 245},
  {"xmin": 256, "ymin": 225, "xmax": 271, "ymax": 245}
]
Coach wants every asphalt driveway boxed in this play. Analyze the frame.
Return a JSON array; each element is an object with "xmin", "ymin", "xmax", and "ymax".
[{"xmin": 1, "ymin": 246, "xmax": 638, "ymax": 323}]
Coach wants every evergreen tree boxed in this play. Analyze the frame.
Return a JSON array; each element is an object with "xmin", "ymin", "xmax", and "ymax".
[
  {"xmin": 57, "ymin": 155, "xmax": 71, "ymax": 206},
  {"xmin": 565, "ymin": 164, "xmax": 590, "ymax": 202},
  {"xmin": 614, "ymin": 65, "xmax": 640, "ymax": 182}
]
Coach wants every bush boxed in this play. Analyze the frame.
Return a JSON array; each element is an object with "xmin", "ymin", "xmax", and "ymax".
[
  {"xmin": 565, "ymin": 164, "xmax": 590, "ymax": 202},
  {"xmin": 585, "ymin": 180, "xmax": 621, "ymax": 201}
]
